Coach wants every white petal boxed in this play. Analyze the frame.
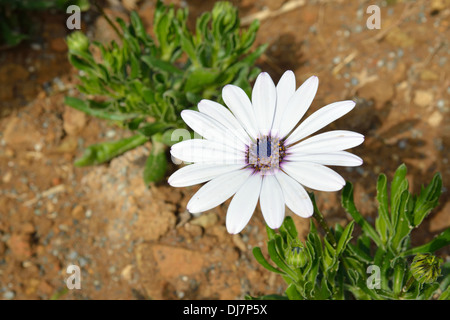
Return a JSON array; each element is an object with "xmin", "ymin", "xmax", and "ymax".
[
  {"xmin": 271, "ymin": 70, "xmax": 296, "ymax": 137},
  {"xmin": 168, "ymin": 163, "xmax": 245, "ymax": 187},
  {"xmin": 187, "ymin": 169, "xmax": 252, "ymax": 213},
  {"xmin": 287, "ymin": 130, "xmax": 364, "ymax": 154},
  {"xmin": 285, "ymin": 151, "xmax": 363, "ymax": 167},
  {"xmin": 278, "ymin": 75, "xmax": 319, "ymax": 139},
  {"xmin": 282, "ymin": 161, "xmax": 346, "ymax": 192},
  {"xmin": 222, "ymin": 84, "xmax": 259, "ymax": 140},
  {"xmin": 252, "ymin": 72, "xmax": 277, "ymax": 136},
  {"xmin": 181, "ymin": 110, "xmax": 245, "ymax": 151},
  {"xmin": 170, "ymin": 139, "xmax": 246, "ymax": 164},
  {"xmin": 226, "ymin": 174, "xmax": 262, "ymax": 234},
  {"xmin": 197, "ymin": 99, "xmax": 251, "ymax": 145},
  {"xmin": 285, "ymin": 100, "xmax": 356, "ymax": 145},
  {"xmin": 260, "ymin": 174, "xmax": 285, "ymax": 229},
  {"xmin": 276, "ymin": 171, "xmax": 313, "ymax": 218}
]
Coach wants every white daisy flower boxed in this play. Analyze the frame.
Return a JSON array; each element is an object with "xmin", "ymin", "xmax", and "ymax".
[{"xmin": 168, "ymin": 70, "xmax": 364, "ymax": 234}]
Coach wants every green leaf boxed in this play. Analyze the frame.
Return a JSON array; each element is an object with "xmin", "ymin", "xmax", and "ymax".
[
  {"xmin": 401, "ymin": 228, "xmax": 450, "ymax": 257},
  {"xmin": 75, "ymin": 134, "xmax": 148, "ymax": 166},
  {"xmin": 393, "ymin": 259, "xmax": 406, "ymax": 296},
  {"xmin": 391, "ymin": 190, "xmax": 413, "ymax": 252},
  {"xmin": 390, "ymin": 164, "xmax": 409, "ymax": 227},
  {"xmin": 141, "ymin": 55, "xmax": 183, "ymax": 75},
  {"xmin": 280, "ymin": 216, "xmax": 298, "ymax": 240},
  {"xmin": 65, "ymin": 97, "xmax": 138, "ymax": 121},
  {"xmin": 439, "ymin": 285, "xmax": 450, "ymax": 300},
  {"xmin": 413, "ymin": 172, "xmax": 442, "ymax": 227},
  {"xmin": 268, "ymin": 239, "xmax": 297, "ymax": 280},
  {"xmin": 375, "ymin": 173, "xmax": 391, "ymax": 244},
  {"xmin": 342, "ymin": 182, "xmax": 382, "ymax": 248},
  {"xmin": 336, "ymin": 220, "xmax": 355, "ymax": 256},
  {"xmin": 138, "ymin": 122, "xmax": 172, "ymax": 137},
  {"xmin": 143, "ymin": 137, "xmax": 167, "ymax": 184},
  {"xmin": 252, "ymin": 247, "xmax": 285, "ymax": 275},
  {"xmin": 184, "ymin": 68, "xmax": 220, "ymax": 93},
  {"xmin": 285, "ymin": 284, "xmax": 303, "ymax": 300}
]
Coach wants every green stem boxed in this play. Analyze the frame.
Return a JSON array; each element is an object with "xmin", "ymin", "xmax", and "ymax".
[
  {"xmin": 94, "ymin": 2, "xmax": 123, "ymax": 39},
  {"xmin": 399, "ymin": 275, "xmax": 416, "ymax": 298},
  {"xmin": 312, "ymin": 204, "xmax": 337, "ymax": 247}
]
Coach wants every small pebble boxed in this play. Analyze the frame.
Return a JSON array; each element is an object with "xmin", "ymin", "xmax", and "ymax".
[{"xmin": 3, "ymin": 290, "xmax": 15, "ymax": 300}]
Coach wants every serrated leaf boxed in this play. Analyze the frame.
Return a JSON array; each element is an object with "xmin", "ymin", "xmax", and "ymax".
[
  {"xmin": 184, "ymin": 68, "xmax": 220, "ymax": 93},
  {"xmin": 413, "ymin": 172, "xmax": 442, "ymax": 227},
  {"xmin": 401, "ymin": 228, "xmax": 450, "ymax": 257},
  {"xmin": 252, "ymin": 247, "xmax": 285, "ymax": 275},
  {"xmin": 390, "ymin": 164, "xmax": 409, "ymax": 227},
  {"xmin": 342, "ymin": 182, "xmax": 382, "ymax": 248},
  {"xmin": 74, "ymin": 134, "xmax": 148, "ymax": 166},
  {"xmin": 285, "ymin": 284, "xmax": 303, "ymax": 300},
  {"xmin": 336, "ymin": 220, "xmax": 355, "ymax": 256},
  {"xmin": 268, "ymin": 239, "xmax": 297, "ymax": 280},
  {"xmin": 143, "ymin": 138, "xmax": 167, "ymax": 184},
  {"xmin": 375, "ymin": 173, "xmax": 391, "ymax": 244},
  {"xmin": 65, "ymin": 97, "xmax": 138, "ymax": 121},
  {"xmin": 141, "ymin": 55, "xmax": 182, "ymax": 75}
]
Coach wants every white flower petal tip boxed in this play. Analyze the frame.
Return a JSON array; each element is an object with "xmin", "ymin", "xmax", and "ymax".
[{"xmin": 278, "ymin": 75, "xmax": 319, "ymax": 139}]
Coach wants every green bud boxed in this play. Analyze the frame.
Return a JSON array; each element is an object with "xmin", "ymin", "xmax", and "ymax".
[
  {"xmin": 285, "ymin": 239, "xmax": 308, "ymax": 268},
  {"xmin": 410, "ymin": 253, "xmax": 443, "ymax": 284},
  {"xmin": 67, "ymin": 31, "xmax": 90, "ymax": 52}
]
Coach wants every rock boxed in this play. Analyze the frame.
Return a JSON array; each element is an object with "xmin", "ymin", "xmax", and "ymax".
[
  {"xmin": 413, "ymin": 90, "xmax": 434, "ymax": 108},
  {"xmin": 7, "ymin": 233, "xmax": 32, "ymax": 261},
  {"xmin": 54, "ymin": 135, "xmax": 78, "ymax": 154},
  {"xmin": 420, "ymin": 70, "xmax": 439, "ymax": 81},
  {"xmin": 190, "ymin": 212, "xmax": 219, "ymax": 229},
  {"xmin": 0, "ymin": 241, "xmax": 6, "ymax": 255},
  {"xmin": 385, "ymin": 27, "xmax": 415, "ymax": 47},
  {"xmin": 430, "ymin": 0, "xmax": 450, "ymax": 13},
  {"xmin": 120, "ymin": 264, "xmax": 134, "ymax": 282},
  {"xmin": 427, "ymin": 110, "xmax": 443, "ymax": 127},
  {"xmin": 50, "ymin": 37, "xmax": 67, "ymax": 52},
  {"xmin": 429, "ymin": 202, "xmax": 450, "ymax": 233},
  {"xmin": 135, "ymin": 243, "xmax": 208, "ymax": 299},
  {"xmin": 0, "ymin": 85, "xmax": 14, "ymax": 101},
  {"xmin": 133, "ymin": 202, "xmax": 176, "ymax": 241},
  {"xmin": 2, "ymin": 171, "xmax": 12, "ymax": 183},
  {"xmin": 3, "ymin": 116, "xmax": 43, "ymax": 149},
  {"xmin": 357, "ymin": 79, "xmax": 395, "ymax": 107},
  {"xmin": 63, "ymin": 106, "xmax": 87, "ymax": 136},
  {"xmin": 0, "ymin": 64, "xmax": 29, "ymax": 83},
  {"xmin": 38, "ymin": 281, "xmax": 54, "ymax": 296},
  {"xmin": 3, "ymin": 291, "xmax": 15, "ymax": 300}
]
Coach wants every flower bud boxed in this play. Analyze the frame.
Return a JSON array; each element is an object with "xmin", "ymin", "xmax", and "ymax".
[
  {"xmin": 67, "ymin": 31, "xmax": 90, "ymax": 52},
  {"xmin": 410, "ymin": 253, "xmax": 443, "ymax": 284},
  {"xmin": 285, "ymin": 239, "xmax": 308, "ymax": 268}
]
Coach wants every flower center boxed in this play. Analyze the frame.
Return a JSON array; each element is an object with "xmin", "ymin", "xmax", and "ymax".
[{"xmin": 247, "ymin": 136, "xmax": 286, "ymax": 175}]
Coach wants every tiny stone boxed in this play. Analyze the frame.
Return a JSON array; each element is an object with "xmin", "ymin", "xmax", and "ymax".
[{"xmin": 3, "ymin": 290, "xmax": 15, "ymax": 300}]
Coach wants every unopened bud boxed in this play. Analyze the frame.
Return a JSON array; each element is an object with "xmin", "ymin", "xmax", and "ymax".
[
  {"xmin": 285, "ymin": 239, "xmax": 308, "ymax": 268},
  {"xmin": 410, "ymin": 253, "xmax": 443, "ymax": 284},
  {"xmin": 67, "ymin": 31, "xmax": 89, "ymax": 52}
]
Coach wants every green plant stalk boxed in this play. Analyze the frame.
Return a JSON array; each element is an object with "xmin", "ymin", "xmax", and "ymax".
[
  {"xmin": 311, "ymin": 195, "xmax": 337, "ymax": 247},
  {"xmin": 399, "ymin": 275, "xmax": 416, "ymax": 298}
]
